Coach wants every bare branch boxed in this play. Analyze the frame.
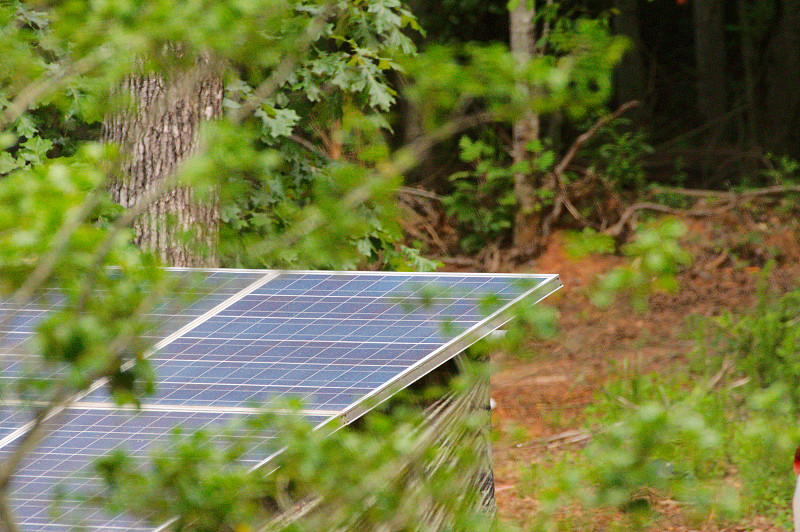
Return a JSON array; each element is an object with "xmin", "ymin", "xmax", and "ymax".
[
  {"xmin": 75, "ymin": 171, "xmax": 185, "ymax": 312},
  {"xmin": 0, "ymin": 284, "xmax": 164, "ymax": 496},
  {"xmin": 604, "ymin": 183, "xmax": 800, "ymax": 236},
  {"xmin": 11, "ymin": 193, "xmax": 101, "ymax": 306},
  {"xmin": 0, "ymin": 494, "xmax": 20, "ymax": 532},
  {"xmin": 604, "ymin": 202, "xmax": 729, "ymax": 237},
  {"xmin": 288, "ymin": 134, "xmax": 332, "ymax": 162},
  {"xmin": 436, "ymin": 256, "xmax": 477, "ymax": 267},
  {"xmin": 397, "ymin": 187, "xmax": 441, "ymax": 202},
  {"xmin": 247, "ymin": 112, "xmax": 495, "ymax": 260},
  {"xmin": 651, "ymin": 184, "xmax": 800, "ymax": 200},
  {"xmin": 553, "ymin": 100, "xmax": 640, "ymax": 179}
]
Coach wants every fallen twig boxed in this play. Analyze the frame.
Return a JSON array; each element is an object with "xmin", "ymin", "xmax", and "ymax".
[
  {"xmin": 517, "ymin": 428, "xmax": 593, "ymax": 449},
  {"xmin": 437, "ymin": 256, "xmax": 477, "ymax": 267},
  {"xmin": 615, "ymin": 395, "xmax": 639, "ymax": 410},
  {"xmin": 651, "ymin": 184, "xmax": 800, "ymax": 200},
  {"xmin": 706, "ymin": 249, "xmax": 730, "ymax": 270},
  {"xmin": 604, "ymin": 202, "xmax": 731, "ymax": 237},
  {"xmin": 705, "ymin": 358, "xmax": 733, "ymax": 391},
  {"xmin": 604, "ymin": 183, "xmax": 800, "ymax": 236},
  {"xmin": 397, "ymin": 186, "xmax": 442, "ymax": 202},
  {"xmin": 728, "ymin": 377, "xmax": 750, "ymax": 390},
  {"xmin": 542, "ymin": 101, "xmax": 639, "ymax": 242}
]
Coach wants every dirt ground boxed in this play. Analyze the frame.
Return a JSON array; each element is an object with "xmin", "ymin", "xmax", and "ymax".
[{"xmin": 487, "ymin": 214, "xmax": 800, "ymax": 531}]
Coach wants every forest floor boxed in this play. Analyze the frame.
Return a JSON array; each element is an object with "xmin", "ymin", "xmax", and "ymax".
[{"xmin": 484, "ymin": 212, "xmax": 800, "ymax": 531}]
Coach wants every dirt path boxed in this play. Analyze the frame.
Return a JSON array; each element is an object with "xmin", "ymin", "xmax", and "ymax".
[{"xmin": 489, "ymin": 217, "xmax": 800, "ymax": 530}]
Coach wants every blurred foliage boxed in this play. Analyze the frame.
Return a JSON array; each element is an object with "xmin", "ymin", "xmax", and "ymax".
[
  {"xmin": 697, "ymin": 282, "xmax": 800, "ymax": 412},
  {"xmin": 0, "ymin": 1, "xmax": 598, "ymax": 529},
  {"xmin": 442, "ymin": 136, "xmax": 516, "ymax": 253},
  {"xmin": 591, "ymin": 218, "xmax": 690, "ymax": 312},
  {"xmin": 565, "ymin": 227, "xmax": 615, "ymax": 258},
  {"xmin": 88, "ymin": 378, "xmax": 512, "ymax": 531},
  {"xmin": 594, "ymin": 120, "xmax": 653, "ymax": 195},
  {"xmin": 217, "ymin": 0, "xmax": 426, "ymax": 269},
  {"xmin": 519, "ymin": 278, "xmax": 800, "ymax": 530},
  {"xmin": 421, "ymin": 10, "xmax": 629, "ymax": 254},
  {"xmin": 6, "ymin": 0, "xmax": 797, "ymax": 531}
]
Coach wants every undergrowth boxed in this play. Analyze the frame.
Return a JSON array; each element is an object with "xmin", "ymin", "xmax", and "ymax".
[{"xmin": 517, "ymin": 282, "xmax": 800, "ymax": 530}]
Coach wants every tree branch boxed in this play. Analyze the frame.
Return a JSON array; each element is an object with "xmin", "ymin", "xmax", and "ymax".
[
  {"xmin": 553, "ymin": 100, "xmax": 640, "ymax": 178},
  {"xmin": 397, "ymin": 187, "xmax": 441, "ymax": 202},
  {"xmin": 11, "ymin": 192, "xmax": 101, "ymax": 306},
  {"xmin": 651, "ymin": 184, "xmax": 800, "ymax": 199},
  {"xmin": 603, "ymin": 183, "xmax": 800, "ymax": 237},
  {"xmin": 0, "ymin": 494, "xmax": 20, "ymax": 532},
  {"xmin": 288, "ymin": 134, "xmax": 332, "ymax": 162},
  {"xmin": 604, "ymin": 202, "xmax": 730, "ymax": 237},
  {"xmin": 0, "ymin": 284, "xmax": 163, "ymax": 499}
]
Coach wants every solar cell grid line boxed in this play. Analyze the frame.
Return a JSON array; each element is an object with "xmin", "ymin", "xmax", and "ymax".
[
  {"xmin": 1, "ymin": 407, "xmax": 324, "ymax": 532},
  {"xmin": 0, "ymin": 270, "xmax": 280, "ymax": 451},
  {"xmin": 334, "ymin": 272, "xmax": 560, "ymax": 425},
  {"xmin": 0, "ymin": 268, "xmax": 561, "ymax": 532},
  {"xmin": 0, "ymin": 270, "xmax": 276, "ymax": 381},
  {"xmin": 0, "ymin": 290, "xmax": 64, "ymax": 354},
  {"xmin": 126, "ymin": 271, "xmax": 560, "ymax": 415}
]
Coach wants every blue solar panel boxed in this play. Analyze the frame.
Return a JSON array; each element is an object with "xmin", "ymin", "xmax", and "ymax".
[
  {"xmin": 1, "ymin": 406, "xmax": 328, "ymax": 531},
  {"xmin": 73, "ymin": 272, "xmax": 557, "ymax": 412},
  {"xmin": 0, "ymin": 407, "xmax": 28, "ymax": 442},
  {"xmin": 0, "ymin": 270, "xmax": 271, "ymax": 380},
  {"xmin": 0, "ymin": 268, "xmax": 561, "ymax": 531},
  {"xmin": 142, "ymin": 269, "xmax": 271, "ymax": 339}
]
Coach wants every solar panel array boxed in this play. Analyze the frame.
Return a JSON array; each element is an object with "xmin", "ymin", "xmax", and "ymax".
[{"xmin": 0, "ymin": 269, "xmax": 560, "ymax": 531}]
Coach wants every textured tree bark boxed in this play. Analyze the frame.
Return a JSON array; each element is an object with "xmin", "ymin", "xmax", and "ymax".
[
  {"xmin": 692, "ymin": 0, "xmax": 727, "ymax": 125},
  {"xmin": 510, "ymin": 2, "xmax": 542, "ymax": 251},
  {"xmin": 103, "ymin": 60, "xmax": 223, "ymax": 267},
  {"xmin": 613, "ymin": 0, "xmax": 645, "ymax": 122}
]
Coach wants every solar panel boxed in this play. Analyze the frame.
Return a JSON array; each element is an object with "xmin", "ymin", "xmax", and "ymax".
[
  {"xmin": 1, "ymin": 406, "xmax": 328, "ymax": 531},
  {"xmin": 0, "ymin": 270, "xmax": 273, "ymax": 380},
  {"xmin": 0, "ymin": 268, "xmax": 561, "ymax": 531}
]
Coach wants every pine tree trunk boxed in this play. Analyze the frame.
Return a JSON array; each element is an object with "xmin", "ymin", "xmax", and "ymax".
[
  {"xmin": 103, "ymin": 60, "xmax": 223, "ymax": 267},
  {"xmin": 693, "ymin": 0, "xmax": 727, "ymax": 124},
  {"xmin": 613, "ymin": 0, "xmax": 645, "ymax": 121},
  {"xmin": 510, "ymin": 2, "xmax": 542, "ymax": 251},
  {"xmin": 765, "ymin": 0, "xmax": 800, "ymax": 156},
  {"xmin": 737, "ymin": 0, "xmax": 760, "ymax": 148}
]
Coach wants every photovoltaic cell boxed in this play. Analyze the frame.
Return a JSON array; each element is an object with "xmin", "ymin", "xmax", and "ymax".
[
  {"xmin": 121, "ymin": 272, "xmax": 556, "ymax": 412},
  {"xmin": 1, "ymin": 407, "xmax": 327, "ymax": 531},
  {"xmin": 0, "ymin": 407, "xmax": 28, "ymax": 442},
  {"xmin": 0, "ymin": 268, "xmax": 560, "ymax": 531},
  {"xmin": 0, "ymin": 270, "xmax": 270, "ymax": 380},
  {"xmin": 145, "ymin": 269, "xmax": 269, "ymax": 339}
]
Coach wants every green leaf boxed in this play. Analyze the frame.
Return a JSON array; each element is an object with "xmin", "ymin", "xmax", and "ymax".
[
  {"xmin": 256, "ymin": 107, "xmax": 300, "ymax": 139},
  {"xmin": 0, "ymin": 152, "xmax": 21, "ymax": 174}
]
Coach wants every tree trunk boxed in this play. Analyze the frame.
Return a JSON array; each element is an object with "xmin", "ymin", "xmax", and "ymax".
[
  {"xmin": 103, "ymin": 59, "xmax": 223, "ymax": 267},
  {"xmin": 736, "ymin": 0, "xmax": 760, "ymax": 148},
  {"xmin": 613, "ymin": 0, "xmax": 645, "ymax": 121},
  {"xmin": 510, "ymin": 2, "xmax": 542, "ymax": 251},
  {"xmin": 693, "ymin": 0, "xmax": 727, "ymax": 125},
  {"xmin": 765, "ymin": 0, "xmax": 800, "ymax": 156}
]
